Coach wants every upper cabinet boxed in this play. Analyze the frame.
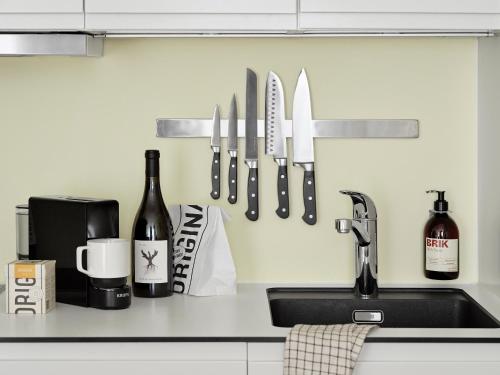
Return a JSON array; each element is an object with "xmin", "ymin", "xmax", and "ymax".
[
  {"xmin": 1, "ymin": 0, "xmax": 499, "ymax": 34},
  {"xmin": 85, "ymin": 0, "xmax": 297, "ymax": 33},
  {"xmin": 299, "ymin": 0, "xmax": 500, "ymax": 32},
  {"xmin": 0, "ymin": 0, "xmax": 84, "ymax": 30}
]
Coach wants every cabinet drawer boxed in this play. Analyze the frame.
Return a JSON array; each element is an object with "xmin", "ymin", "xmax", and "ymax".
[
  {"xmin": 0, "ymin": 361, "xmax": 247, "ymax": 375},
  {"xmin": 249, "ymin": 362, "xmax": 283, "ymax": 375},
  {"xmin": 354, "ymin": 362, "xmax": 500, "ymax": 375},
  {"xmin": 248, "ymin": 361, "xmax": 500, "ymax": 375},
  {"xmin": 248, "ymin": 343, "xmax": 500, "ymax": 374},
  {"xmin": 0, "ymin": 342, "xmax": 247, "ymax": 361},
  {"xmin": 249, "ymin": 343, "xmax": 500, "ymax": 362}
]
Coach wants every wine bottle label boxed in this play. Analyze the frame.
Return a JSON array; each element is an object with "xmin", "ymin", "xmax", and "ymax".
[
  {"xmin": 135, "ymin": 240, "xmax": 168, "ymax": 283},
  {"xmin": 425, "ymin": 238, "xmax": 458, "ymax": 272}
]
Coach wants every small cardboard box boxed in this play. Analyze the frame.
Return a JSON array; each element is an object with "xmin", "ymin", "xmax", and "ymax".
[{"xmin": 5, "ymin": 260, "xmax": 56, "ymax": 314}]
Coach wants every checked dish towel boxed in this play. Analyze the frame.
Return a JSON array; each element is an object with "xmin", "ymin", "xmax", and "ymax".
[{"xmin": 284, "ymin": 324, "xmax": 376, "ymax": 375}]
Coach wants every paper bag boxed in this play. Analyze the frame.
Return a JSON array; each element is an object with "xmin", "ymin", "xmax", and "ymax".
[{"xmin": 168, "ymin": 204, "xmax": 236, "ymax": 296}]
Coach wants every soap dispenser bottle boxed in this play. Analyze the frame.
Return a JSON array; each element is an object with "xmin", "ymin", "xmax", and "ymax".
[{"xmin": 424, "ymin": 190, "xmax": 459, "ymax": 280}]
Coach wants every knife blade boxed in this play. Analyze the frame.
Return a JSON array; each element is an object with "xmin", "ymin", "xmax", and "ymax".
[
  {"xmin": 227, "ymin": 94, "xmax": 238, "ymax": 204},
  {"xmin": 245, "ymin": 68, "xmax": 259, "ymax": 221},
  {"xmin": 210, "ymin": 105, "xmax": 221, "ymax": 200},
  {"xmin": 292, "ymin": 69, "xmax": 317, "ymax": 225},
  {"xmin": 265, "ymin": 71, "xmax": 289, "ymax": 219}
]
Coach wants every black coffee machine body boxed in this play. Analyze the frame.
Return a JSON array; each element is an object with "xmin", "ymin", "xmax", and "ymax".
[{"xmin": 29, "ymin": 196, "xmax": 130, "ymax": 309}]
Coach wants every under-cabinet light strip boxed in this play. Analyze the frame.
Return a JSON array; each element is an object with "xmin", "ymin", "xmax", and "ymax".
[{"xmin": 103, "ymin": 31, "xmax": 493, "ymax": 38}]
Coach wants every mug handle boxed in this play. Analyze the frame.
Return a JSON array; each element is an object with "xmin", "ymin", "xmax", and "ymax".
[{"xmin": 76, "ymin": 246, "xmax": 90, "ymax": 276}]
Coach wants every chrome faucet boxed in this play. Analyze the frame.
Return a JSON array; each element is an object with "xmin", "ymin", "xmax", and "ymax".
[{"xmin": 335, "ymin": 190, "xmax": 378, "ymax": 298}]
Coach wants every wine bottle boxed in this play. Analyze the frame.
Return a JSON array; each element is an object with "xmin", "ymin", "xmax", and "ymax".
[{"xmin": 132, "ymin": 150, "xmax": 173, "ymax": 297}]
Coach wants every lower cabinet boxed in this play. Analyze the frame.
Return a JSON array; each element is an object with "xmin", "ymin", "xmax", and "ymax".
[
  {"xmin": 0, "ymin": 342, "xmax": 247, "ymax": 375},
  {"xmin": 0, "ymin": 361, "xmax": 246, "ymax": 374},
  {"xmin": 1, "ymin": 341, "xmax": 500, "ymax": 374},
  {"xmin": 248, "ymin": 342, "xmax": 500, "ymax": 375}
]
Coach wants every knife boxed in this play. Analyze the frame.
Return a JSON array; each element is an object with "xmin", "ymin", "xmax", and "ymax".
[
  {"xmin": 245, "ymin": 68, "xmax": 259, "ymax": 221},
  {"xmin": 265, "ymin": 71, "xmax": 289, "ymax": 219},
  {"xmin": 292, "ymin": 69, "xmax": 317, "ymax": 225},
  {"xmin": 227, "ymin": 94, "xmax": 238, "ymax": 204},
  {"xmin": 210, "ymin": 105, "xmax": 221, "ymax": 200}
]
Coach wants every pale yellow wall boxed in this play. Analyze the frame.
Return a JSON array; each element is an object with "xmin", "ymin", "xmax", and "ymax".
[{"xmin": 0, "ymin": 37, "xmax": 477, "ymax": 284}]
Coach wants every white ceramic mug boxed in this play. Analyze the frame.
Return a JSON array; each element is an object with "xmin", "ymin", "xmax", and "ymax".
[{"xmin": 76, "ymin": 238, "xmax": 130, "ymax": 279}]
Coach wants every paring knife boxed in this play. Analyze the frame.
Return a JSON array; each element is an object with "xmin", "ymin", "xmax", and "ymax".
[
  {"xmin": 227, "ymin": 94, "xmax": 238, "ymax": 204},
  {"xmin": 292, "ymin": 69, "xmax": 317, "ymax": 225},
  {"xmin": 265, "ymin": 71, "xmax": 289, "ymax": 219},
  {"xmin": 245, "ymin": 68, "xmax": 259, "ymax": 221},
  {"xmin": 210, "ymin": 105, "xmax": 221, "ymax": 200}
]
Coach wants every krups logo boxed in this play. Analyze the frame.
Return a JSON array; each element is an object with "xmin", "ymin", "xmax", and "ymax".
[
  {"xmin": 116, "ymin": 293, "xmax": 130, "ymax": 298},
  {"xmin": 426, "ymin": 239, "xmax": 449, "ymax": 248}
]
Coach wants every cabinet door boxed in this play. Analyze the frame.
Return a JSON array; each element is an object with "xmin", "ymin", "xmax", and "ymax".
[
  {"xmin": 0, "ymin": 361, "xmax": 246, "ymax": 375},
  {"xmin": 248, "ymin": 362, "xmax": 500, "ymax": 375},
  {"xmin": 248, "ymin": 343, "xmax": 285, "ymax": 375},
  {"xmin": 85, "ymin": 0, "xmax": 296, "ymax": 32},
  {"xmin": 249, "ymin": 362, "xmax": 283, "ymax": 375},
  {"xmin": 0, "ymin": 342, "xmax": 247, "ymax": 375},
  {"xmin": 354, "ymin": 362, "xmax": 500, "ymax": 375},
  {"xmin": 0, "ymin": 0, "xmax": 84, "ymax": 30},
  {"xmin": 299, "ymin": 0, "xmax": 500, "ymax": 31},
  {"xmin": 248, "ymin": 342, "xmax": 500, "ymax": 375}
]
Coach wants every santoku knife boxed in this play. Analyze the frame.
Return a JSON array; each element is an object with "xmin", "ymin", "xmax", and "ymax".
[
  {"xmin": 245, "ymin": 68, "xmax": 259, "ymax": 221},
  {"xmin": 292, "ymin": 69, "xmax": 317, "ymax": 225},
  {"xmin": 227, "ymin": 94, "xmax": 238, "ymax": 204},
  {"xmin": 210, "ymin": 105, "xmax": 221, "ymax": 200},
  {"xmin": 265, "ymin": 71, "xmax": 289, "ymax": 219}
]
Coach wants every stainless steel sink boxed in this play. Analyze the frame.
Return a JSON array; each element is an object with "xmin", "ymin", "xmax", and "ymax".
[{"xmin": 267, "ymin": 288, "xmax": 500, "ymax": 328}]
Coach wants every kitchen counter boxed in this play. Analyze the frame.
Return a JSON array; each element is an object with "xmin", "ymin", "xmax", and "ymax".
[{"xmin": 1, "ymin": 283, "xmax": 500, "ymax": 343}]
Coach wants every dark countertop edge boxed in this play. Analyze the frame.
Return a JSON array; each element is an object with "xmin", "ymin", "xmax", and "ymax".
[{"xmin": 1, "ymin": 336, "xmax": 500, "ymax": 343}]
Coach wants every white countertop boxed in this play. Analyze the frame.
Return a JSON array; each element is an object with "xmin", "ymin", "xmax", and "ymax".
[{"xmin": 1, "ymin": 283, "xmax": 500, "ymax": 342}]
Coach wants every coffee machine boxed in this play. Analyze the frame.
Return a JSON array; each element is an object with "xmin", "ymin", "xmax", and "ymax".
[{"xmin": 29, "ymin": 196, "xmax": 131, "ymax": 309}]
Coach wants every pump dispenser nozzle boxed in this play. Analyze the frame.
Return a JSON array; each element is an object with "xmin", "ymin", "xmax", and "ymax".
[{"xmin": 426, "ymin": 190, "xmax": 448, "ymax": 212}]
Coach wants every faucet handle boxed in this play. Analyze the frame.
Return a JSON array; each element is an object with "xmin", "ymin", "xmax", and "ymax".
[{"xmin": 339, "ymin": 190, "xmax": 377, "ymax": 219}]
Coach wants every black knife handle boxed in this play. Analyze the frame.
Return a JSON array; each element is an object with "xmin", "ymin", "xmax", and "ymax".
[
  {"xmin": 276, "ymin": 164, "xmax": 289, "ymax": 219},
  {"xmin": 302, "ymin": 169, "xmax": 317, "ymax": 225},
  {"xmin": 228, "ymin": 156, "xmax": 237, "ymax": 204},
  {"xmin": 210, "ymin": 151, "xmax": 220, "ymax": 200},
  {"xmin": 245, "ymin": 167, "xmax": 259, "ymax": 221}
]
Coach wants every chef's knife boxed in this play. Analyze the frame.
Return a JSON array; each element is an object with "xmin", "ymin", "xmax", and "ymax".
[
  {"xmin": 227, "ymin": 94, "xmax": 238, "ymax": 204},
  {"xmin": 210, "ymin": 105, "xmax": 221, "ymax": 200},
  {"xmin": 292, "ymin": 69, "xmax": 317, "ymax": 225},
  {"xmin": 245, "ymin": 68, "xmax": 259, "ymax": 221},
  {"xmin": 265, "ymin": 71, "xmax": 289, "ymax": 219}
]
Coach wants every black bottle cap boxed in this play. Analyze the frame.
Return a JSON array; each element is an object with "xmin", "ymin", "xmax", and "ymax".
[
  {"xmin": 426, "ymin": 190, "xmax": 448, "ymax": 212},
  {"xmin": 145, "ymin": 150, "xmax": 160, "ymax": 177},
  {"xmin": 145, "ymin": 150, "xmax": 160, "ymax": 159}
]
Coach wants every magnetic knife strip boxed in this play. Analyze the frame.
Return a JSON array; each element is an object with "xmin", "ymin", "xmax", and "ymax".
[{"xmin": 156, "ymin": 119, "xmax": 419, "ymax": 138}]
